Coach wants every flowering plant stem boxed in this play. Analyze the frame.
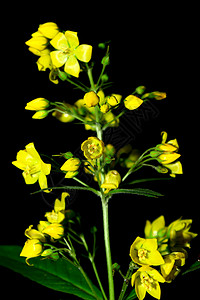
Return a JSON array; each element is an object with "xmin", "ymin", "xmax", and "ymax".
[{"xmin": 86, "ymin": 65, "xmax": 115, "ymax": 300}]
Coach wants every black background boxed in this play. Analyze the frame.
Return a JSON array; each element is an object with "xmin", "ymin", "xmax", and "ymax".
[{"xmin": 1, "ymin": 3, "xmax": 199, "ymax": 299}]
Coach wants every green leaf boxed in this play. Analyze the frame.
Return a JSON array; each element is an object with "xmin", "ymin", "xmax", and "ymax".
[
  {"xmin": 108, "ymin": 188, "xmax": 163, "ymax": 198},
  {"xmin": 0, "ymin": 245, "xmax": 103, "ymax": 300},
  {"xmin": 182, "ymin": 260, "xmax": 200, "ymax": 275},
  {"xmin": 125, "ymin": 288, "xmax": 137, "ymax": 299},
  {"xmin": 126, "ymin": 177, "xmax": 171, "ymax": 185},
  {"xmin": 32, "ymin": 185, "xmax": 101, "ymax": 197}
]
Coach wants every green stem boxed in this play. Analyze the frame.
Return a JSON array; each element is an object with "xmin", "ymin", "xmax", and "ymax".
[
  {"xmin": 87, "ymin": 64, "xmax": 96, "ymax": 91},
  {"xmin": 91, "ymin": 258, "xmax": 108, "ymax": 300},
  {"xmin": 101, "ymin": 196, "xmax": 115, "ymax": 300},
  {"xmin": 81, "ymin": 235, "xmax": 108, "ymax": 300},
  {"xmin": 87, "ymin": 62, "xmax": 115, "ymax": 300}
]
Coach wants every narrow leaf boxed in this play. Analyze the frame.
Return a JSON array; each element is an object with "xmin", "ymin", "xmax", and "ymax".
[
  {"xmin": 182, "ymin": 260, "xmax": 200, "ymax": 275},
  {"xmin": 32, "ymin": 185, "xmax": 100, "ymax": 197},
  {"xmin": 108, "ymin": 188, "xmax": 163, "ymax": 198},
  {"xmin": 0, "ymin": 245, "xmax": 103, "ymax": 300},
  {"xmin": 126, "ymin": 177, "xmax": 171, "ymax": 185}
]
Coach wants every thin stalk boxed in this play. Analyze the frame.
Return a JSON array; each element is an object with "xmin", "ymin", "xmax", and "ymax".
[
  {"xmin": 87, "ymin": 64, "xmax": 96, "ymax": 91},
  {"xmin": 73, "ymin": 177, "xmax": 90, "ymax": 187},
  {"xmin": 91, "ymin": 258, "xmax": 108, "ymax": 300},
  {"xmin": 101, "ymin": 196, "xmax": 115, "ymax": 300},
  {"xmin": 81, "ymin": 235, "xmax": 108, "ymax": 300},
  {"xmin": 118, "ymin": 262, "xmax": 135, "ymax": 300}
]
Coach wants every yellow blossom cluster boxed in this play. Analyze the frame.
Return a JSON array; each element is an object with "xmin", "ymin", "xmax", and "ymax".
[
  {"xmin": 20, "ymin": 193, "xmax": 69, "ymax": 265},
  {"xmin": 25, "ymin": 22, "xmax": 92, "ymax": 79},
  {"xmin": 129, "ymin": 216, "xmax": 197, "ymax": 300},
  {"xmin": 151, "ymin": 131, "xmax": 183, "ymax": 177}
]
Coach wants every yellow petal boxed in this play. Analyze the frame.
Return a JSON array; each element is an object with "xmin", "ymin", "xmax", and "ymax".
[
  {"xmin": 25, "ymin": 143, "xmax": 41, "ymax": 161},
  {"xmin": 65, "ymin": 31, "xmax": 79, "ymax": 49},
  {"xmin": 135, "ymin": 276, "xmax": 146, "ymax": 300},
  {"xmin": 75, "ymin": 44, "xmax": 92, "ymax": 62},
  {"xmin": 64, "ymin": 55, "xmax": 80, "ymax": 77},
  {"xmin": 50, "ymin": 50, "xmax": 68, "ymax": 68},
  {"xmin": 38, "ymin": 172, "xmax": 48, "ymax": 191},
  {"xmin": 166, "ymin": 161, "xmax": 183, "ymax": 175},
  {"xmin": 23, "ymin": 172, "xmax": 39, "ymax": 184},
  {"xmin": 146, "ymin": 250, "xmax": 165, "ymax": 266},
  {"xmin": 151, "ymin": 216, "xmax": 165, "ymax": 236},
  {"xmin": 50, "ymin": 32, "xmax": 68, "ymax": 50},
  {"xmin": 147, "ymin": 280, "xmax": 161, "ymax": 299}
]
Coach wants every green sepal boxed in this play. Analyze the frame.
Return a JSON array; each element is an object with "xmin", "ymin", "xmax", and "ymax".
[{"xmin": 0, "ymin": 245, "xmax": 103, "ymax": 300}]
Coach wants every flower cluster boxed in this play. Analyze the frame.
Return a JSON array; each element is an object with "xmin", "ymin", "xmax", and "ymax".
[
  {"xmin": 150, "ymin": 131, "xmax": 183, "ymax": 177},
  {"xmin": 129, "ymin": 216, "xmax": 197, "ymax": 300},
  {"xmin": 20, "ymin": 193, "xmax": 69, "ymax": 265},
  {"xmin": 25, "ymin": 22, "xmax": 92, "ymax": 79}
]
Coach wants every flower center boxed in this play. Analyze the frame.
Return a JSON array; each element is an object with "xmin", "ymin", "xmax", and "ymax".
[
  {"xmin": 138, "ymin": 248, "xmax": 148, "ymax": 261},
  {"xmin": 88, "ymin": 143, "xmax": 98, "ymax": 154},
  {"xmin": 141, "ymin": 272, "xmax": 154, "ymax": 291}
]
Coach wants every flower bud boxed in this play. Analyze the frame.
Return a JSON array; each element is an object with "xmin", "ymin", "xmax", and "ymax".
[
  {"xmin": 38, "ymin": 22, "xmax": 59, "ymax": 39},
  {"xmin": 101, "ymin": 170, "xmax": 121, "ymax": 193},
  {"xmin": 124, "ymin": 95, "xmax": 143, "ymax": 110},
  {"xmin": 25, "ymin": 36, "xmax": 48, "ymax": 51},
  {"xmin": 32, "ymin": 110, "xmax": 49, "ymax": 119},
  {"xmin": 20, "ymin": 239, "xmax": 43, "ymax": 265},
  {"xmin": 84, "ymin": 91, "xmax": 99, "ymax": 108},
  {"xmin": 25, "ymin": 98, "xmax": 50, "ymax": 111}
]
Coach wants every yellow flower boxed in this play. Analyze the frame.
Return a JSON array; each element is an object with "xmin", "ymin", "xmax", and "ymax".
[
  {"xmin": 124, "ymin": 95, "xmax": 143, "ymax": 110},
  {"xmin": 81, "ymin": 137, "xmax": 104, "ymax": 160},
  {"xmin": 42, "ymin": 223, "xmax": 64, "ymax": 239},
  {"xmin": 101, "ymin": 170, "xmax": 121, "ymax": 194},
  {"xmin": 20, "ymin": 239, "xmax": 43, "ymax": 265},
  {"xmin": 164, "ymin": 161, "xmax": 183, "ymax": 177},
  {"xmin": 25, "ymin": 225, "xmax": 46, "ymax": 242},
  {"xmin": 131, "ymin": 266, "xmax": 165, "ymax": 300},
  {"xmin": 155, "ymin": 161, "xmax": 183, "ymax": 177},
  {"xmin": 160, "ymin": 251, "xmax": 186, "ymax": 282},
  {"xmin": 25, "ymin": 98, "xmax": 50, "ymax": 111},
  {"xmin": 130, "ymin": 237, "xmax": 164, "ymax": 266},
  {"xmin": 50, "ymin": 31, "xmax": 92, "ymax": 77},
  {"xmin": 167, "ymin": 218, "xmax": 197, "ymax": 248},
  {"xmin": 60, "ymin": 158, "xmax": 80, "ymax": 178},
  {"xmin": 12, "ymin": 142, "xmax": 51, "ymax": 192},
  {"xmin": 45, "ymin": 192, "xmax": 69, "ymax": 223},
  {"xmin": 38, "ymin": 22, "xmax": 59, "ymax": 39},
  {"xmin": 84, "ymin": 91, "xmax": 99, "ymax": 108}
]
